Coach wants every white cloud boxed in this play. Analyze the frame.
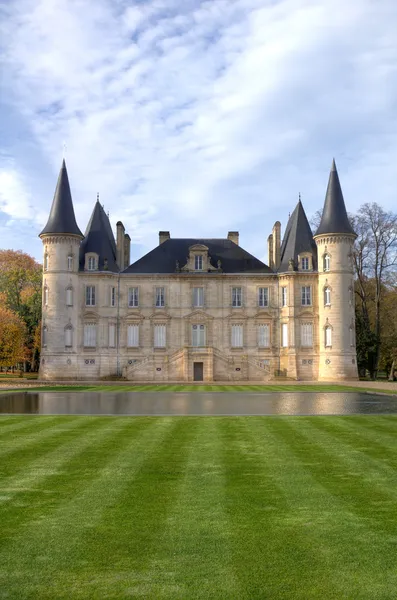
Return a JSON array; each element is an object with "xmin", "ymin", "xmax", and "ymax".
[{"xmin": 1, "ymin": 0, "xmax": 397, "ymax": 262}]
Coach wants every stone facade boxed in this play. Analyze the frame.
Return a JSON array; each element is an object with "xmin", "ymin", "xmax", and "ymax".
[{"xmin": 39, "ymin": 160, "xmax": 358, "ymax": 382}]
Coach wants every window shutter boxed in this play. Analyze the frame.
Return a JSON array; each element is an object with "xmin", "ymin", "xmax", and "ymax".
[
  {"xmin": 127, "ymin": 324, "xmax": 139, "ymax": 347},
  {"xmin": 301, "ymin": 323, "xmax": 313, "ymax": 347},
  {"xmin": 154, "ymin": 324, "xmax": 166, "ymax": 347},
  {"xmin": 282, "ymin": 323, "xmax": 288, "ymax": 347},
  {"xmin": 258, "ymin": 324, "xmax": 269, "ymax": 347},
  {"xmin": 231, "ymin": 324, "xmax": 243, "ymax": 347},
  {"xmin": 325, "ymin": 327, "xmax": 332, "ymax": 347},
  {"xmin": 84, "ymin": 324, "xmax": 96, "ymax": 347},
  {"xmin": 109, "ymin": 323, "xmax": 116, "ymax": 347}
]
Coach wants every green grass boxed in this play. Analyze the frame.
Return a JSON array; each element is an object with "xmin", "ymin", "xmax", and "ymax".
[
  {"xmin": 1, "ymin": 416, "xmax": 397, "ymax": 599},
  {"xmin": 1, "ymin": 383, "xmax": 397, "ymax": 394}
]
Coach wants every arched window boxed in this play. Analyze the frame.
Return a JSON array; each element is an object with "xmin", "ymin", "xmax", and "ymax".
[
  {"xmin": 44, "ymin": 286, "xmax": 49, "ymax": 306},
  {"xmin": 67, "ymin": 255, "xmax": 73, "ymax": 271},
  {"xmin": 88, "ymin": 256, "xmax": 96, "ymax": 271},
  {"xmin": 65, "ymin": 325, "xmax": 73, "ymax": 347},
  {"xmin": 323, "ymin": 254, "xmax": 330, "ymax": 272},
  {"xmin": 325, "ymin": 326, "xmax": 332, "ymax": 347},
  {"xmin": 44, "ymin": 254, "xmax": 49, "ymax": 271},
  {"xmin": 66, "ymin": 287, "xmax": 73, "ymax": 306},
  {"xmin": 324, "ymin": 287, "xmax": 331, "ymax": 306},
  {"xmin": 42, "ymin": 325, "xmax": 48, "ymax": 347}
]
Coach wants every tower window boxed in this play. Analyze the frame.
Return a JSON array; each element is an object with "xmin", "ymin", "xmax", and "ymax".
[
  {"xmin": 44, "ymin": 254, "xmax": 49, "ymax": 271},
  {"xmin": 301, "ymin": 286, "xmax": 311, "ymax": 306},
  {"xmin": 325, "ymin": 326, "xmax": 332, "ymax": 347},
  {"xmin": 42, "ymin": 325, "xmax": 48, "ymax": 347},
  {"xmin": 67, "ymin": 255, "xmax": 73, "ymax": 271},
  {"xmin": 88, "ymin": 256, "xmax": 96, "ymax": 271},
  {"xmin": 65, "ymin": 326, "xmax": 73, "ymax": 347},
  {"xmin": 66, "ymin": 287, "xmax": 73, "ymax": 306},
  {"xmin": 195, "ymin": 255, "xmax": 203, "ymax": 270},
  {"xmin": 281, "ymin": 287, "xmax": 287, "ymax": 307},
  {"xmin": 324, "ymin": 287, "xmax": 331, "ymax": 306},
  {"xmin": 323, "ymin": 254, "xmax": 330, "ymax": 272},
  {"xmin": 43, "ymin": 287, "xmax": 49, "ymax": 306},
  {"xmin": 301, "ymin": 257, "xmax": 309, "ymax": 270}
]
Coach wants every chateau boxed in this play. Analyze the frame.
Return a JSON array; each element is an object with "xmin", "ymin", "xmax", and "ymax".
[{"xmin": 39, "ymin": 159, "xmax": 358, "ymax": 381}]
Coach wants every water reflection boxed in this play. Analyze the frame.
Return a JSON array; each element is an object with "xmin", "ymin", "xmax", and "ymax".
[{"xmin": 0, "ymin": 391, "xmax": 397, "ymax": 416}]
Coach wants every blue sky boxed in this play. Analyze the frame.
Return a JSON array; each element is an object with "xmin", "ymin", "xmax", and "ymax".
[{"xmin": 1, "ymin": 0, "xmax": 397, "ymax": 265}]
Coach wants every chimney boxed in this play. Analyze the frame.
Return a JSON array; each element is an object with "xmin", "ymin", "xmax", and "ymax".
[
  {"xmin": 227, "ymin": 231, "xmax": 239, "ymax": 245},
  {"xmin": 272, "ymin": 221, "xmax": 281, "ymax": 270},
  {"xmin": 124, "ymin": 234, "xmax": 131, "ymax": 269},
  {"xmin": 159, "ymin": 231, "xmax": 170, "ymax": 245},
  {"xmin": 116, "ymin": 221, "xmax": 125, "ymax": 269},
  {"xmin": 267, "ymin": 234, "xmax": 274, "ymax": 270}
]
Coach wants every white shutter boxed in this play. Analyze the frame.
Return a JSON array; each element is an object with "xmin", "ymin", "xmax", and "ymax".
[
  {"xmin": 301, "ymin": 323, "xmax": 313, "ymax": 347},
  {"xmin": 109, "ymin": 323, "xmax": 116, "ymax": 347},
  {"xmin": 325, "ymin": 327, "xmax": 332, "ymax": 347},
  {"xmin": 231, "ymin": 324, "xmax": 243, "ymax": 347},
  {"xmin": 258, "ymin": 324, "xmax": 269, "ymax": 347},
  {"xmin": 65, "ymin": 327, "xmax": 72, "ymax": 347},
  {"xmin": 281, "ymin": 323, "xmax": 288, "ymax": 347},
  {"xmin": 127, "ymin": 324, "xmax": 139, "ymax": 347},
  {"xmin": 192, "ymin": 324, "xmax": 206, "ymax": 346},
  {"xmin": 154, "ymin": 324, "xmax": 166, "ymax": 347},
  {"xmin": 84, "ymin": 324, "xmax": 96, "ymax": 347}
]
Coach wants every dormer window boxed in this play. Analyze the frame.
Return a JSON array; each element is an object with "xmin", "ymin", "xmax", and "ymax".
[
  {"xmin": 301, "ymin": 257, "xmax": 309, "ymax": 270},
  {"xmin": 195, "ymin": 255, "xmax": 203, "ymax": 270},
  {"xmin": 88, "ymin": 256, "xmax": 96, "ymax": 271},
  {"xmin": 299, "ymin": 254, "xmax": 312, "ymax": 271}
]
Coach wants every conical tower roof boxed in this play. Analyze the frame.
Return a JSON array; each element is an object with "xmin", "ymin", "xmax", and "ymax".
[
  {"xmin": 79, "ymin": 198, "xmax": 119, "ymax": 272},
  {"xmin": 39, "ymin": 160, "xmax": 83, "ymax": 238},
  {"xmin": 315, "ymin": 159, "xmax": 355, "ymax": 236},
  {"xmin": 279, "ymin": 198, "xmax": 317, "ymax": 272}
]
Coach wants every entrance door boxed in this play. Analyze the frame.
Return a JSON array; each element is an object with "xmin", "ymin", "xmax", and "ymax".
[{"xmin": 194, "ymin": 362, "xmax": 204, "ymax": 381}]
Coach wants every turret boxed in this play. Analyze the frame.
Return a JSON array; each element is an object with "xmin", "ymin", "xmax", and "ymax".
[
  {"xmin": 39, "ymin": 160, "xmax": 83, "ymax": 379},
  {"xmin": 313, "ymin": 159, "xmax": 358, "ymax": 380}
]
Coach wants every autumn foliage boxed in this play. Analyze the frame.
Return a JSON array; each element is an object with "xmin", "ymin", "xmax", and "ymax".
[{"xmin": 0, "ymin": 306, "xmax": 27, "ymax": 367}]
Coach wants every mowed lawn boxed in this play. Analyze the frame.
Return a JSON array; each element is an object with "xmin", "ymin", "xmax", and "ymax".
[{"xmin": 1, "ymin": 417, "xmax": 397, "ymax": 599}]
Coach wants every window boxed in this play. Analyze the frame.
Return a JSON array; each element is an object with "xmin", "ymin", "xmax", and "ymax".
[
  {"xmin": 325, "ymin": 326, "xmax": 332, "ymax": 347},
  {"xmin": 84, "ymin": 323, "xmax": 97, "ymax": 347},
  {"xmin": 301, "ymin": 257, "xmax": 309, "ymax": 270},
  {"xmin": 258, "ymin": 324, "xmax": 270, "ymax": 347},
  {"xmin": 301, "ymin": 323, "xmax": 313, "ymax": 347},
  {"xmin": 127, "ymin": 324, "xmax": 139, "ymax": 347},
  {"xmin": 349, "ymin": 286, "xmax": 354, "ymax": 306},
  {"xmin": 192, "ymin": 324, "xmax": 206, "ymax": 347},
  {"xmin": 258, "ymin": 287, "xmax": 269, "ymax": 307},
  {"xmin": 231, "ymin": 324, "xmax": 243, "ymax": 347},
  {"xmin": 44, "ymin": 254, "xmax": 48, "ymax": 271},
  {"xmin": 281, "ymin": 323, "xmax": 288, "ymax": 347},
  {"xmin": 42, "ymin": 325, "xmax": 47, "ymax": 347},
  {"xmin": 301, "ymin": 286, "xmax": 311, "ymax": 306},
  {"xmin": 324, "ymin": 254, "xmax": 330, "ymax": 272},
  {"xmin": 109, "ymin": 323, "xmax": 116, "ymax": 348},
  {"xmin": 195, "ymin": 255, "xmax": 203, "ymax": 270},
  {"xmin": 88, "ymin": 256, "xmax": 96, "ymax": 271},
  {"xmin": 67, "ymin": 255, "xmax": 73, "ymax": 271},
  {"xmin": 324, "ymin": 287, "xmax": 331, "ymax": 306},
  {"xmin": 350, "ymin": 325, "xmax": 355, "ymax": 347},
  {"xmin": 155, "ymin": 287, "xmax": 165, "ymax": 307},
  {"xmin": 154, "ymin": 324, "xmax": 166, "ymax": 347},
  {"xmin": 232, "ymin": 287, "xmax": 242, "ymax": 307},
  {"xmin": 44, "ymin": 287, "xmax": 49, "ymax": 306},
  {"xmin": 110, "ymin": 287, "xmax": 116, "ymax": 307},
  {"xmin": 281, "ymin": 287, "xmax": 287, "ymax": 307},
  {"xmin": 66, "ymin": 287, "xmax": 73, "ymax": 306},
  {"xmin": 128, "ymin": 287, "xmax": 139, "ymax": 307},
  {"xmin": 86, "ymin": 286, "xmax": 96, "ymax": 306},
  {"xmin": 65, "ymin": 326, "xmax": 72, "ymax": 347},
  {"xmin": 193, "ymin": 287, "xmax": 204, "ymax": 307}
]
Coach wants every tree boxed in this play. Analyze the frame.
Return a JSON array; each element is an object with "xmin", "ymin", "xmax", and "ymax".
[
  {"xmin": 0, "ymin": 307, "xmax": 27, "ymax": 369},
  {"xmin": 0, "ymin": 250, "xmax": 42, "ymax": 371}
]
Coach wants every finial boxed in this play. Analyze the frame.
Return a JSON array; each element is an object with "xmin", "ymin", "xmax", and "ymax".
[
  {"xmin": 299, "ymin": 192, "xmax": 301, "ymax": 203},
  {"xmin": 97, "ymin": 192, "xmax": 99, "ymax": 202}
]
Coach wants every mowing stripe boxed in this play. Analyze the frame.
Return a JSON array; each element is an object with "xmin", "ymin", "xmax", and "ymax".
[
  {"xmin": 0, "ymin": 418, "xmax": 177, "ymax": 598},
  {"xmin": 0, "ymin": 416, "xmax": 62, "ymax": 436}
]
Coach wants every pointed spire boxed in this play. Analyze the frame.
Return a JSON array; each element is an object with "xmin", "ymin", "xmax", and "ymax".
[
  {"xmin": 278, "ymin": 199, "xmax": 317, "ymax": 272},
  {"xmin": 79, "ymin": 200, "xmax": 118, "ymax": 272},
  {"xmin": 40, "ymin": 160, "xmax": 83, "ymax": 238},
  {"xmin": 315, "ymin": 159, "xmax": 355, "ymax": 236}
]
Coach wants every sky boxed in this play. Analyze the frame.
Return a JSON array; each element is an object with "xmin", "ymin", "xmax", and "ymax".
[{"xmin": 1, "ymin": 0, "xmax": 397, "ymax": 266}]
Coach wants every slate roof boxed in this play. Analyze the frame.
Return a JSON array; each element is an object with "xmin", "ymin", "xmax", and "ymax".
[
  {"xmin": 79, "ymin": 200, "xmax": 119, "ymax": 272},
  {"xmin": 123, "ymin": 238, "xmax": 273, "ymax": 274},
  {"xmin": 316, "ymin": 159, "xmax": 356, "ymax": 236},
  {"xmin": 39, "ymin": 160, "xmax": 83, "ymax": 238},
  {"xmin": 279, "ymin": 200, "xmax": 317, "ymax": 272}
]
